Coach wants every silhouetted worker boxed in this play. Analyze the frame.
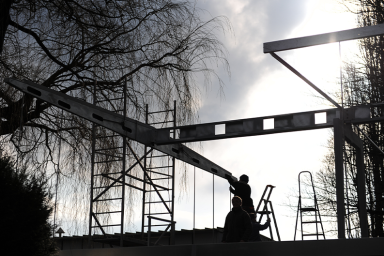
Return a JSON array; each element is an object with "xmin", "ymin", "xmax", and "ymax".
[
  {"xmin": 248, "ymin": 213, "xmax": 270, "ymax": 242},
  {"xmin": 222, "ymin": 196, "xmax": 252, "ymax": 243},
  {"xmin": 226, "ymin": 174, "xmax": 255, "ymax": 214}
]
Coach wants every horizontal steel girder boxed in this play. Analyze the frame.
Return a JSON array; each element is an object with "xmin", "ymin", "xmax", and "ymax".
[
  {"xmin": 154, "ymin": 105, "xmax": 384, "ymax": 145},
  {"xmin": 264, "ymin": 23, "xmax": 384, "ymax": 53},
  {"xmin": 5, "ymin": 78, "xmax": 235, "ymax": 180}
]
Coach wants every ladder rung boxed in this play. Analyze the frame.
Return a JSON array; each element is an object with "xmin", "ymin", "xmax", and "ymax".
[
  {"xmin": 94, "ymin": 172, "xmax": 123, "ymax": 176},
  {"xmin": 95, "ymin": 147, "xmax": 122, "ymax": 151},
  {"xmin": 91, "ymin": 224, "xmax": 121, "ymax": 228},
  {"xmin": 151, "ymin": 177, "xmax": 171, "ymax": 181},
  {"xmin": 300, "ymin": 207, "xmax": 317, "ymax": 212},
  {"xmin": 145, "ymin": 201, "xmax": 172, "ymax": 204},
  {"xmin": 302, "ymin": 221, "xmax": 321, "ymax": 224},
  {"xmin": 94, "ymin": 152, "xmax": 123, "ymax": 158},
  {"xmin": 148, "ymin": 121, "xmax": 173, "ymax": 125},
  {"xmin": 94, "ymin": 159, "xmax": 122, "ymax": 164},
  {"xmin": 93, "ymin": 185, "xmax": 122, "ymax": 189},
  {"xmin": 144, "ymin": 224, "xmax": 170, "ymax": 227},
  {"xmin": 302, "ymin": 233, "xmax": 324, "ymax": 236},
  {"xmin": 144, "ymin": 213, "xmax": 170, "ymax": 215},
  {"xmin": 147, "ymin": 166, "xmax": 173, "ymax": 170},
  {"xmin": 94, "ymin": 211, "xmax": 122, "ymax": 214},
  {"xmin": 149, "ymin": 155, "xmax": 169, "ymax": 158},
  {"xmin": 147, "ymin": 189, "xmax": 170, "ymax": 192},
  {"xmin": 146, "ymin": 170, "xmax": 172, "ymax": 177},
  {"xmin": 94, "ymin": 198, "xmax": 122, "ymax": 202},
  {"xmin": 256, "ymin": 211, "xmax": 271, "ymax": 214},
  {"xmin": 148, "ymin": 110, "xmax": 171, "ymax": 114}
]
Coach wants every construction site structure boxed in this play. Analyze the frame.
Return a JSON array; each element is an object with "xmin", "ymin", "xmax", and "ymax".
[
  {"xmin": 294, "ymin": 171, "xmax": 325, "ymax": 240},
  {"xmin": 141, "ymin": 101, "xmax": 177, "ymax": 245},
  {"xmin": 88, "ymin": 80, "xmax": 129, "ymax": 246},
  {"xmin": 8, "ymin": 22, "xmax": 384, "ymax": 245}
]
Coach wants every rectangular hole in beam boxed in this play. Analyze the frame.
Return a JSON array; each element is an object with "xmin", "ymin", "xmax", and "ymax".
[
  {"xmin": 92, "ymin": 113, "xmax": 104, "ymax": 122},
  {"xmin": 263, "ymin": 118, "xmax": 274, "ymax": 130},
  {"xmin": 315, "ymin": 112, "xmax": 327, "ymax": 124},
  {"xmin": 170, "ymin": 129, "xmax": 180, "ymax": 139},
  {"xmin": 58, "ymin": 100, "xmax": 71, "ymax": 109},
  {"xmin": 215, "ymin": 124, "xmax": 225, "ymax": 135},
  {"xmin": 27, "ymin": 86, "xmax": 42, "ymax": 96}
]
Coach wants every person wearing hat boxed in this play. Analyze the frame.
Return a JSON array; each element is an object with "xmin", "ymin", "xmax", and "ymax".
[{"xmin": 226, "ymin": 174, "xmax": 255, "ymax": 214}]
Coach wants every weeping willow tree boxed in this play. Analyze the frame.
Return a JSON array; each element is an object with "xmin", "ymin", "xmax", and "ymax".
[
  {"xmin": 0, "ymin": 0, "xmax": 230, "ymax": 235},
  {"xmin": 313, "ymin": 0, "xmax": 384, "ymax": 238}
]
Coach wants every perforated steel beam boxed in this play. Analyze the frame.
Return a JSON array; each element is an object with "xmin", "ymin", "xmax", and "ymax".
[
  {"xmin": 5, "ymin": 78, "xmax": 235, "ymax": 180},
  {"xmin": 264, "ymin": 23, "xmax": 384, "ymax": 53},
  {"xmin": 153, "ymin": 105, "xmax": 384, "ymax": 145}
]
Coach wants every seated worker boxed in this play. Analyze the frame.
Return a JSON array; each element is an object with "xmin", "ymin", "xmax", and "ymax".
[
  {"xmin": 226, "ymin": 174, "xmax": 255, "ymax": 214},
  {"xmin": 222, "ymin": 196, "xmax": 252, "ymax": 243},
  {"xmin": 248, "ymin": 213, "xmax": 270, "ymax": 242}
]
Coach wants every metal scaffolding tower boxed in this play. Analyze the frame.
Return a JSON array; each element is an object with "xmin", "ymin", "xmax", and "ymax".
[
  {"xmin": 141, "ymin": 101, "xmax": 176, "ymax": 245},
  {"xmin": 88, "ymin": 80, "xmax": 128, "ymax": 247}
]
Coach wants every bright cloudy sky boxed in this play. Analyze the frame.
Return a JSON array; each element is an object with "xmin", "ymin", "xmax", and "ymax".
[{"xmin": 165, "ymin": 0, "xmax": 360, "ymax": 241}]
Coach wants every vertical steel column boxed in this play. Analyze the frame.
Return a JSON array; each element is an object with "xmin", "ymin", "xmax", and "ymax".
[
  {"xmin": 141, "ymin": 104, "xmax": 149, "ymax": 239},
  {"xmin": 355, "ymin": 135, "xmax": 369, "ymax": 237},
  {"xmin": 170, "ymin": 100, "xmax": 176, "ymax": 245},
  {"xmin": 334, "ymin": 118, "xmax": 345, "ymax": 239},
  {"xmin": 193, "ymin": 166, "xmax": 196, "ymax": 244},
  {"xmin": 120, "ymin": 79, "xmax": 127, "ymax": 247},
  {"xmin": 88, "ymin": 81, "xmax": 97, "ymax": 248},
  {"xmin": 213, "ymin": 174, "xmax": 215, "ymax": 243}
]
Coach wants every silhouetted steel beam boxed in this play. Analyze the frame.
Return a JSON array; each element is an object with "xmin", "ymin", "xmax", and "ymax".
[
  {"xmin": 5, "ymin": 78, "xmax": 235, "ymax": 180},
  {"xmin": 264, "ymin": 23, "xmax": 384, "ymax": 53},
  {"xmin": 270, "ymin": 52, "xmax": 341, "ymax": 109},
  {"xmin": 154, "ymin": 105, "xmax": 384, "ymax": 145}
]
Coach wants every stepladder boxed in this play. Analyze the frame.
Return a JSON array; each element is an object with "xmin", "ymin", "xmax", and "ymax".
[
  {"xmin": 294, "ymin": 171, "xmax": 325, "ymax": 240},
  {"xmin": 255, "ymin": 185, "xmax": 281, "ymax": 241}
]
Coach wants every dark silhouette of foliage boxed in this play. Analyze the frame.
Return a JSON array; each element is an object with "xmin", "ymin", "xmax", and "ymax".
[{"xmin": 0, "ymin": 155, "xmax": 57, "ymax": 255}]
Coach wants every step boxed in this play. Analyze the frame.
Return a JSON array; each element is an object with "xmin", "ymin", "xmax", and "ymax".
[
  {"xmin": 300, "ymin": 207, "xmax": 317, "ymax": 212},
  {"xmin": 302, "ymin": 233, "xmax": 324, "ymax": 236}
]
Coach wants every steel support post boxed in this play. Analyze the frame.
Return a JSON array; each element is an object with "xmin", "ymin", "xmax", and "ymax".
[
  {"xmin": 88, "ymin": 81, "xmax": 97, "ymax": 248},
  {"xmin": 343, "ymin": 125, "xmax": 369, "ymax": 237},
  {"xmin": 334, "ymin": 118, "xmax": 345, "ymax": 239},
  {"xmin": 170, "ymin": 100, "xmax": 176, "ymax": 245},
  {"xmin": 120, "ymin": 79, "xmax": 127, "ymax": 247},
  {"xmin": 141, "ymin": 105, "xmax": 149, "ymax": 240},
  {"xmin": 355, "ymin": 136, "xmax": 369, "ymax": 237}
]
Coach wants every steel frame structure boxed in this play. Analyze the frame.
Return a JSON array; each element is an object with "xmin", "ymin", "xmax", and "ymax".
[
  {"xmin": 141, "ymin": 102, "xmax": 177, "ymax": 245},
  {"xmin": 5, "ymin": 23, "xmax": 384, "ymax": 240}
]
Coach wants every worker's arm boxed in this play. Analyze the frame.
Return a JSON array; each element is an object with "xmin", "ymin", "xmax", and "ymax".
[{"xmin": 259, "ymin": 219, "xmax": 270, "ymax": 231}]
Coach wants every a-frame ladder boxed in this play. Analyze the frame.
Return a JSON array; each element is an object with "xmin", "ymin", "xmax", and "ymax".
[
  {"xmin": 255, "ymin": 185, "xmax": 281, "ymax": 241},
  {"xmin": 294, "ymin": 171, "xmax": 326, "ymax": 240}
]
